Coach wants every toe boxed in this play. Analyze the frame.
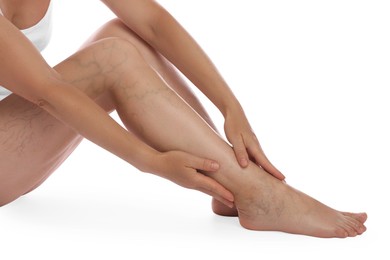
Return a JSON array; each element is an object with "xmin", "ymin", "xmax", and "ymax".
[
  {"xmin": 342, "ymin": 212, "xmax": 368, "ymax": 224},
  {"xmin": 344, "ymin": 216, "xmax": 365, "ymax": 236},
  {"xmin": 342, "ymin": 225, "xmax": 357, "ymax": 237},
  {"xmin": 358, "ymin": 213, "xmax": 368, "ymax": 223},
  {"xmin": 358, "ymin": 224, "xmax": 367, "ymax": 235},
  {"xmin": 334, "ymin": 227, "xmax": 349, "ymax": 238}
]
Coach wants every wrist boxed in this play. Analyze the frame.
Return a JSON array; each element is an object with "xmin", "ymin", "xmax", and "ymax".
[
  {"xmin": 130, "ymin": 147, "xmax": 162, "ymax": 174},
  {"xmin": 139, "ymin": 150, "xmax": 170, "ymax": 177},
  {"xmin": 220, "ymin": 98, "xmax": 244, "ymax": 119}
]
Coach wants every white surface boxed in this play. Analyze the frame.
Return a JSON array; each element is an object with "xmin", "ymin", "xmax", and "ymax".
[{"xmin": 1, "ymin": 0, "xmax": 389, "ymax": 259}]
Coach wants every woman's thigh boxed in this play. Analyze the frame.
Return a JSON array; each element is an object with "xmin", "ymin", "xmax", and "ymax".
[
  {"xmin": 0, "ymin": 93, "xmax": 82, "ymax": 205},
  {"xmin": 0, "ymin": 39, "xmax": 120, "ymax": 206}
]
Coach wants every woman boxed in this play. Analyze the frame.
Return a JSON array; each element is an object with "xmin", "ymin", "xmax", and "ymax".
[{"xmin": 0, "ymin": 0, "xmax": 367, "ymax": 238}]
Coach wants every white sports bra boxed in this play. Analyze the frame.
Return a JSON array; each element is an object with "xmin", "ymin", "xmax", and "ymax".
[{"xmin": 0, "ymin": 1, "xmax": 53, "ymax": 98}]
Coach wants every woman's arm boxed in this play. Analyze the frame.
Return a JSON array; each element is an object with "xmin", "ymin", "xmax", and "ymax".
[{"xmin": 102, "ymin": 0, "xmax": 284, "ymax": 179}]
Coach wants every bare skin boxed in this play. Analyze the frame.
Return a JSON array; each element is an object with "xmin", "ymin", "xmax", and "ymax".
[
  {"xmin": 2, "ymin": 32, "xmax": 367, "ymax": 238},
  {"xmin": 0, "ymin": 2, "xmax": 367, "ymax": 238}
]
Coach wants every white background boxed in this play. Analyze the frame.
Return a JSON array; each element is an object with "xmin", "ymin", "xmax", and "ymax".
[{"xmin": 1, "ymin": 0, "xmax": 389, "ymax": 259}]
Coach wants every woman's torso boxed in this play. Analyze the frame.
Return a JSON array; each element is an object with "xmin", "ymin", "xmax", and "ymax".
[{"xmin": 0, "ymin": 0, "xmax": 52, "ymax": 98}]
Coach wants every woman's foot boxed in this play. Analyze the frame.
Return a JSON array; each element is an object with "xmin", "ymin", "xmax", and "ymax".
[{"xmin": 234, "ymin": 169, "xmax": 367, "ymax": 238}]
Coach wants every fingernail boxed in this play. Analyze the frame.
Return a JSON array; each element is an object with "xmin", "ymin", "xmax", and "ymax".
[
  {"xmin": 211, "ymin": 162, "xmax": 220, "ymax": 170},
  {"xmin": 240, "ymin": 158, "xmax": 248, "ymax": 166},
  {"xmin": 224, "ymin": 201, "xmax": 234, "ymax": 208}
]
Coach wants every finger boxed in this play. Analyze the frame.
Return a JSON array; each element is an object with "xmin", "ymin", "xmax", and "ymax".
[
  {"xmin": 205, "ymin": 191, "xmax": 234, "ymax": 209},
  {"xmin": 188, "ymin": 155, "xmax": 220, "ymax": 172},
  {"xmin": 259, "ymin": 154, "xmax": 285, "ymax": 180},
  {"xmin": 191, "ymin": 173, "xmax": 234, "ymax": 207},
  {"xmin": 231, "ymin": 135, "xmax": 249, "ymax": 168},
  {"xmin": 249, "ymin": 143, "xmax": 285, "ymax": 180}
]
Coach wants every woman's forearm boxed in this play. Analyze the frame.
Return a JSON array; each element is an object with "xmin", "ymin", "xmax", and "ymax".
[{"xmin": 147, "ymin": 9, "xmax": 241, "ymax": 116}]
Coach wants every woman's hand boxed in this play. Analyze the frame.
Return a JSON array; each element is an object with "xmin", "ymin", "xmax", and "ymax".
[
  {"xmin": 153, "ymin": 150, "xmax": 234, "ymax": 208},
  {"xmin": 224, "ymin": 108, "xmax": 285, "ymax": 181}
]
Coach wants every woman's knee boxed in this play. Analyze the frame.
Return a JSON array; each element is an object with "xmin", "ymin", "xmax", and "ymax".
[
  {"xmin": 85, "ymin": 18, "xmax": 147, "ymax": 51},
  {"xmin": 58, "ymin": 36, "xmax": 147, "ymax": 94},
  {"xmin": 87, "ymin": 37, "xmax": 148, "ymax": 72},
  {"xmin": 85, "ymin": 19, "xmax": 163, "ymax": 67}
]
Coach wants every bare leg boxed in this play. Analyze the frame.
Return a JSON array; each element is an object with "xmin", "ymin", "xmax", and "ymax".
[
  {"xmin": 93, "ymin": 48, "xmax": 366, "ymax": 238},
  {"xmin": 84, "ymin": 18, "xmax": 237, "ymax": 216},
  {"xmin": 0, "ymin": 33, "xmax": 367, "ymax": 237}
]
